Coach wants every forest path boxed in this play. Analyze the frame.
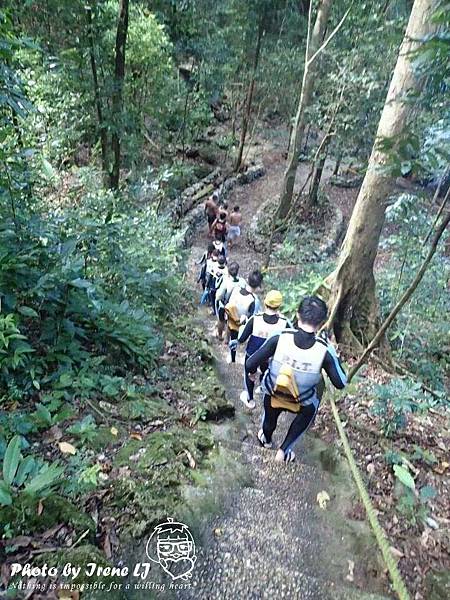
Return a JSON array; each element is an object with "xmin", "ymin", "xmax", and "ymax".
[{"xmin": 182, "ymin": 139, "xmax": 391, "ymax": 599}]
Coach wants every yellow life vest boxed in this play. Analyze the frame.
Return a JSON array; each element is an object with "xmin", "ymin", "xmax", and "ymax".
[
  {"xmin": 224, "ymin": 304, "xmax": 241, "ymax": 331},
  {"xmin": 271, "ymin": 364, "xmax": 301, "ymax": 412}
]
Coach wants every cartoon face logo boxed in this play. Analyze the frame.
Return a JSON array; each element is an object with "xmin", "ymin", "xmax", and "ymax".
[{"xmin": 146, "ymin": 518, "xmax": 196, "ymax": 581}]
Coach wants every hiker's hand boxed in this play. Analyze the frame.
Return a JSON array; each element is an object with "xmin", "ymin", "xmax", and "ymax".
[
  {"xmin": 248, "ymin": 371, "xmax": 257, "ymax": 382},
  {"xmin": 228, "ymin": 339, "xmax": 238, "ymax": 351}
]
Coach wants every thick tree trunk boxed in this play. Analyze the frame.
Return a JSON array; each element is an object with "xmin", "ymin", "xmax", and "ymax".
[
  {"xmin": 348, "ymin": 208, "xmax": 450, "ymax": 381},
  {"xmin": 323, "ymin": 0, "xmax": 436, "ymax": 350},
  {"xmin": 86, "ymin": 5, "xmax": 108, "ymax": 181},
  {"xmin": 275, "ymin": 0, "xmax": 333, "ymax": 220},
  {"xmin": 234, "ymin": 21, "xmax": 264, "ymax": 173},
  {"xmin": 109, "ymin": 0, "xmax": 129, "ymax": 191}
]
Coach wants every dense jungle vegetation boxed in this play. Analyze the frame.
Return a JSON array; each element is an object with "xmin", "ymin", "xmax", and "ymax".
[{"xmin": 0, "ymin": 0, "xmax": 449, "ymax": 598}]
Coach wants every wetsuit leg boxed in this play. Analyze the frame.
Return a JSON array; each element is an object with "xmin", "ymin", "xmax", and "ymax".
[
  {"xmin": 259, "ymin": 360, "xmax": 269, "ymax": 384},
  {"xmin": 217, "ymin": 314, "xmax": 226, "ymax": 340},
  {"xmin": 244, "ymin": 354, "xmax": 255, "ymax": 400},
  {"xmin": 262, "ymin": 394, "xmax": 283, "ymax": 443},
  {"xmin": 279, "ymin": 401, "xmax": 318, "ymax": 452},
  {"xmin": 229, "ymin": 328, "xmax": 238, "ymax": 362}
]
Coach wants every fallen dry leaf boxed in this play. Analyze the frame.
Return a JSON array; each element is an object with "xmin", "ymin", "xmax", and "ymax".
[
  {"xmin": 433, "ymin": 461, "xmax": 449, "ymax": 475},
  {"xmin": 58, "ymin": 441, "xmax": 77, "ymax": 455},
  {"xmin": 346, "ymin": 559, "xmax": 354, "ymax": 582},
  {"xmin": 42, "ymin": 523, "xmax": 64, "ymax": 541},
  {"xmin": 185, "ymin": 449, "xmax": 196, "ymax": 469},
  {"xmin": 390, "ymin": 546, "xmax": 404, "ymax": 559},
  {"xmin": 421, "ymin": 528, "xmax": 431, "ymax": 548},
  {"xmin": 110, "ymin": 426, "xmax": 119, "ymax": 436},
  {"xmin": 317, "ymin": 490, "xmax": 330, "ymax": 510},
  {"xmin": 130, "ymin": 432, "xmax": 142, "ymax": 441},
  {"xmin": 37, "ymin": 500, "xmax": 44, "ymax": 515}
]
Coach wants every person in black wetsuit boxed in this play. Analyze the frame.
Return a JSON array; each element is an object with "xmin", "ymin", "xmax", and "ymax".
[
  {"xmin": 208, "ymin": 255, "xmax": 228, "ymax": 314},
  {"xmin": 245, "ymin": 296, "xmax": 347, "ymax": 463},
  {"xmin": 197, "ymin": 242, "xmax": 215, "ymax": 291},
  {"xmin": 230, "ymin": 290, "xmax": 291, "ymax": 409}
]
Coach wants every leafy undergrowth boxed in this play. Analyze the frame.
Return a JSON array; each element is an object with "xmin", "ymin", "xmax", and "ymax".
[
  {"xmin": 0, "ymin": 171, "xmax": 234, "ymax": 596},
  {"xmin": 316, "ymin": 374, "xmax": 449, "ymax": 600},
  {"xmin": 0, "ymin": 319, "xmax": 234, "ymax": 596}
]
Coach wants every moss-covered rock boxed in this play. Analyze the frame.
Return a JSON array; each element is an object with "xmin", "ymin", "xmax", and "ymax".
[
  {"xmin": 118, "ymin": 395, "xmax": 173, "ymax": 422},
  {"xmin": 0, "ymin": 494, "xmax": 95, "ymax": 538},
  {"xmin": 110, "ymin": 425, "xmax": 215, "ymax": 539},
  {"xmin": 41, "ymin": 495, "xmax": 96, "ymax": 534},
  {"xmin": 425, "ymin": 569, "xmax": 450, "ymax": 600}
]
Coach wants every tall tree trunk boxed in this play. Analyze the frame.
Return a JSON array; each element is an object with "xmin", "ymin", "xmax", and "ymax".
[
  {"xmin": 109, "ymin": 0, "xmax": 129, "ymax": 191},
  {"xmin": 322, "ymin": 0, "xmax": 436, "ymax": 349},
  {"xmin": 234, "ymin": 20, "xmax": 264, "ymax": 173},
  {"xmin": 86, "ymin": 5, "xmax": 108, "ymax": 181},
  {"xmin": 275, "ymin": 0, "xmax": 333, "ymax": 220},
  {"xmin": 308, "ymin": 148, "xmax": 328, "ymax": 206}
]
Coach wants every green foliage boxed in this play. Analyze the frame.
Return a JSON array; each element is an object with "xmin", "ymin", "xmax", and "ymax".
[
  {"xmin": 396, "ymin": 483, "xmax": 438, "ymax": 527},
  {"xmin": 392, "ymin": 460, "xmax": 438, "ymax": 525},
  {"xmin": 67, "ymin": 415, "xmax": 98, "ymax": 444},
  {"xmin": 380, "ymin": 193, "xmax": 450, "ymax": 391},
  {"xmin": 0, "ymin": 435, "xmax": 64, "ymax": 509},
  {"xmin": 372, "ymin": 377, "xmax": 433, "ymax": 437},
  {"xmin": 111, "ymin": 425, "xmax": 214, "ymax": 538},
  {"xmin": 0, "ymin": 180, "xmax": 183, "ymax": 400},
  {"xmin": 0, "ymin": 314, "xmax": 34, "ymax": 374},
  {"xmin": 393, "ymin": 464, "xmax": 415, "ymax": 490},
  {"xmin": 265, "ymin": 259, "xmax": 332, "ymax": 322}
]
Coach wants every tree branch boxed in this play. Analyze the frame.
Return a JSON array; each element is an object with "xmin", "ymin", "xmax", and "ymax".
[
  {"xmin": 422, "ymin": 168, "xmax": 450, "ymax": 246},
  {"xmin": 307, "ymin": 5, "xmax": 352, "ymax": 66}
]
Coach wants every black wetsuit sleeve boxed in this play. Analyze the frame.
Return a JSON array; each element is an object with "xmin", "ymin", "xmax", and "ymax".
[
  {"xmin": 245, "ymin": 335, "xmax": 279, "ymax": 373},
  {"xmin": 198, "ymin": 263, "xmax": 206, "ymax": 283},
  {"xmin": 322, "ymin": 348, "xmax": 347, "ymax": 389},
  {"xmin": 238, "ymin": 317, "xmax": 254, "ymax": 344},
  {"xmin": 248, "ymin": 300, "xmax": 255, "ymax": 317}
]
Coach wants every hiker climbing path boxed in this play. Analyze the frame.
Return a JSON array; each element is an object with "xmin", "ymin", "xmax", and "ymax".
[{"xmin": 182, "ymin": 144, "xmax": 393, "ymax": 600}]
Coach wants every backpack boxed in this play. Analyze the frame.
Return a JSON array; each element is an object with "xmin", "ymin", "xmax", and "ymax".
[{"xmin": 225, "ymin": 288, "xmax": 255, "ymax": 331}]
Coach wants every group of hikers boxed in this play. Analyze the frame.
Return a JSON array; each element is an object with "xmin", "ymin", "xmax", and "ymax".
[{"xmin": 197, "ymin": 190, "xmax": 347, "ymax": 464}]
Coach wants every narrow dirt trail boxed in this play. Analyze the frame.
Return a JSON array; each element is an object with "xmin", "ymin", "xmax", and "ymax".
[{"xmin": 182, "ymin": 143, "xmax": 391, "ymax": 599}]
